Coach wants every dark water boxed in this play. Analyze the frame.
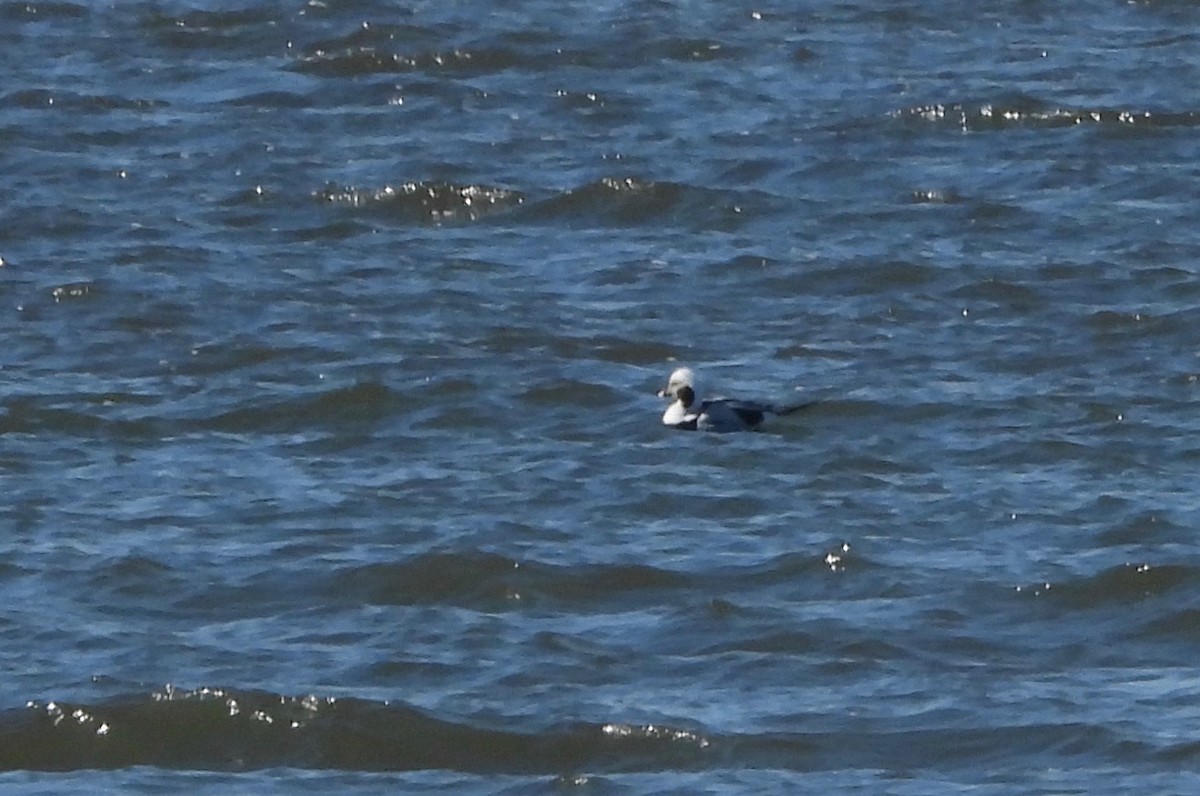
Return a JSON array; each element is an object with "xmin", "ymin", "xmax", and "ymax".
[{"xmin": 3, "ymin": 0, "xmax": 1200, "ymax": 791}]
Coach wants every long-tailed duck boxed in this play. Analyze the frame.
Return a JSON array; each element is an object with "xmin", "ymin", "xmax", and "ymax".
[{"xmin": 657, "ymin": 366, "xmax": 813, "ymax": 432}]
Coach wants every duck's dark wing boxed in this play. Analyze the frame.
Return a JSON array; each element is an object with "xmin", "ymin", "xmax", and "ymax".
[
  {"xmin": 727, "ymin": 401, "xmax": 766, "ymax": 427},
  {"xmin": 703, "ymin": 398, "xmax": 767, "ymax": 429}
]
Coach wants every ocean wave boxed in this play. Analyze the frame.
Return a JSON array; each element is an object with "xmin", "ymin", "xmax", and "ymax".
[
  {"xmin": 316, "ymin": 175, "xmax": 770, "ymax": 230},
  {"xmin": 0, "ymin": 380, "xmax": 404, "ymax": 438},
  {"xmin": 295, "ymin": 44, "xmax": 528, "ymax": 78},
  {"xmin": 317, "ymin": 181, "xmax": 524, "ymax": 224},
  {"xmin": 330, "ymin": 546, "xmax": 866, "ymax": 613},
  {"xmin": 891, "ymin": 99, "xmax": 1200, "ymax": 132},
  {"xmin": 1015, "ymin": 562, "xmax": 1196, "ymax": 607},
  {"xmin": 0, "ymin": 89, "xmax": 165, "ymax": 113},
  {"xmin": 334, "ymin": 552, "xmax": 693, "ymax": 611},
  {"xmin": 0, "ymin": 685, "xmax": 1152, "ymax": 774},
  {"xmin": 138, "ymin": 6, "xmax": 278, "ymax": 52},
  {"xmin": 517, "ymin": 176, "xmax": 764, "ymax": 230},
  {"xmin": 292, "ymin": 22, "xmax": 738, "ymax": 78},
  {"xmin": 2, "ymin": 686, "xmax": 712, "ymax": 774},
  {"xmin": 0, "ymin": 1, "xmax": 87, "ymax": 22},
  {"xmin": 204, "ymin": 380, "xmax": 403, "ymax": 434}
]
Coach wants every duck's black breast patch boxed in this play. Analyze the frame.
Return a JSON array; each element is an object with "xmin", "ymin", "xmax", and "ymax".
[{"xmin": 676, "ymin": 385, "xmax": 695, "ymax": 410}]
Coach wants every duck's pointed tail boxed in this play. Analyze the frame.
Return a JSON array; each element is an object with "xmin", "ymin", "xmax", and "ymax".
[{"xmin": 773, "ymin": 400, "xmax": 819, "ymax": 416}]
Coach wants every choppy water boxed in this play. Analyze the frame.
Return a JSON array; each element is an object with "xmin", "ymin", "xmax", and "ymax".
[{"xmin": 3, "ymin": 0, "xmax": 1200, "ymax": 792}]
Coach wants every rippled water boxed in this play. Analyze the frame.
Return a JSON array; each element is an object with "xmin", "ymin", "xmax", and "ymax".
[{"xmin": 3, "ymin": 0, "xmax": 1200, "ymax": 792}]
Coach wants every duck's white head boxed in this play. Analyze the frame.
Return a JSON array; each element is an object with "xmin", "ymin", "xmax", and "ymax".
[{"xmin": 657, "ymin": 367, "xmax": 698, "ymax": 423}]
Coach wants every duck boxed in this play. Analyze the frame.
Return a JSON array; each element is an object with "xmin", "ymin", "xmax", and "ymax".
[{"xmin": 657, "ymin": 366, "xmax": 813, "ymax": 432}]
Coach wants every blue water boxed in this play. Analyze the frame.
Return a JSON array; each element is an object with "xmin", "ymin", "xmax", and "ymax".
[{"xmin": 3, "ymin": 0, "xmax": 1200, "ymax": 792}]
